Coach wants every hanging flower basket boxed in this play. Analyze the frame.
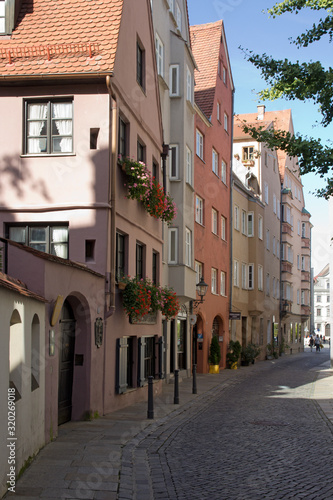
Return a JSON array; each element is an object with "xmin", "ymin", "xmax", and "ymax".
[
  {"xmin": 119, "ymin": 157, "xmax": 177, "ymax": 224},
  {"xmin": 119, "ymin": 276, "xmax": 180, "ymax": 322}
]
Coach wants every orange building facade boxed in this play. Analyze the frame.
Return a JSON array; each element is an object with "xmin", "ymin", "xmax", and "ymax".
[{"xmin": 190, "ymin": 21, "xmax": 234, "ymax": 372}]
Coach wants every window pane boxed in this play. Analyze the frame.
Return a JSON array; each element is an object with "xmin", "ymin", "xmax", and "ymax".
[
  {"xmin": 30, "ymin": 227, "xmax": 47, "ymax": 243},
  {"xmin": 9, "ymin": 227, "xmax": 26, "ymax": 243},
  {"xmin": 0, "ymin": 2, "xmax": 5, "ymax": 15},
  {"xmin": 52, "ymin": 102, "xmax": 72, "ymax": 119},
  {"xmin": 51, "ymin": 227, "xmax": 68, "ymax": 242},
  {"xmin": 51, "ymin": 244, "xmax": 68, "ymax": 259},
  {"xmin": 52, "ymin": 137, "xmax": 73, "ymax": 153},
  {"xmin": 27, "ymin": 138, "xmax": 47, "ymax": 154}
]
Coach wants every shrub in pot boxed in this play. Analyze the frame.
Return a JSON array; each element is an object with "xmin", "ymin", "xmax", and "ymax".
[
  {"xmin": 226, "ymin": 340, "xmax": 242, "ymax": 369},
  {"xmin": 209, "ymin": 336, "xmax": 221, "ymax": 374}
]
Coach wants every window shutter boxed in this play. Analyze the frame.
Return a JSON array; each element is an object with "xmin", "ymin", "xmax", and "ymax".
[
  {"xmin": 138, "ymin": 337, "xmax": 146, "ymax": 387},
  {"xmin": 116, "ymin": 338, "xmax": 128, "ymax": 394}
]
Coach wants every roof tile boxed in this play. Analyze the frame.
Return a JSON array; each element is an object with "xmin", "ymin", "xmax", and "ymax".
[
  {"xmin": 0, "ymin": 0, "xmax": 123, "ymax": 78},
  {"xmin": 190, "ymin": 20, "xmax": 223, "ymax": 119}
]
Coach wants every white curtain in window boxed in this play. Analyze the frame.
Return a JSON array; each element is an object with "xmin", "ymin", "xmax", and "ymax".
[
  {"xmin": 27, "ymin": 104, "xmax": 47, "ymax": 153},
  {"xmin": 51, "ymin": 227, "xmax": 68, "ymax": 258},
  {"xmin": 53, "ymin": 103, "xmax": 73, "ymax": 152}
]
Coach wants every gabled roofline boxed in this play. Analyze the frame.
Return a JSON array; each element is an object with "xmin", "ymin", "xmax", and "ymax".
[{"xmin": 221, "ymin": 20, "xmax": 234, "ymax": 92}]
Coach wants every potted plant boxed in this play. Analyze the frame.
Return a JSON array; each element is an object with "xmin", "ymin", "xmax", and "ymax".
[
  {"xmin": 241, "ymin": 343, "xmax": 261, "ymax": 366},
  {"xmin": 226, "ymin": 340, "xmax": 242, "ymax": 369},
  {"xmin": 209, "ymin": 336, "xmax": 221, "ymax": 374}
]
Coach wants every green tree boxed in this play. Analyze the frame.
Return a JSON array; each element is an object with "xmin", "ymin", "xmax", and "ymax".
[{"xmin": 241, "ymin": 0, "xmax": 333, "ymax": 198}]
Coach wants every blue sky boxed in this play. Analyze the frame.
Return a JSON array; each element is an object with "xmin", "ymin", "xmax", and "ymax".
[{"xmin": 188, "ymin": 0, "xmax": 331, "ymax": 274}]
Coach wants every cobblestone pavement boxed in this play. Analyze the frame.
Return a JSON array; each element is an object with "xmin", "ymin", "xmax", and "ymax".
[
  {"xmin": 5, "ymin": 348, "xmax": 333, "ymax": 500},
  {"xmin": 118, "ymin": 350, "xmax": 333, "ymax": 500}
]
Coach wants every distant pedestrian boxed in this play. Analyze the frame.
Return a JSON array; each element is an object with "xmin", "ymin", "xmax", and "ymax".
[
  {"xmin": 315, "ymin": 335, "xmax": 320, "ymax": 352},
  {"xmin": 309, "ymin": 336, "xmax": 314, "ymax": 352}
]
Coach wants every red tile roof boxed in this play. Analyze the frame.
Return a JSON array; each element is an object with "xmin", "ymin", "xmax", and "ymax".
[
  {"xmin": 190, "ymin": 20, "xmax": 223, "ymax": 119},
  {"xmin": 0, "ymin": 0, "xmax": 123, "ymax": 79},
  {"xmin": 234, "ymin": 109, "xmax": 294, "ymax": 177},
  {"xmin": 0, "ymin": 271, "xmax": 47, "ymax": 302}
]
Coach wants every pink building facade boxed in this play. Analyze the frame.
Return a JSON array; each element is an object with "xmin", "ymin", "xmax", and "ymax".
[{"xmin": 0, "ymin": 0, "xmax": 165, "ymax": 449}]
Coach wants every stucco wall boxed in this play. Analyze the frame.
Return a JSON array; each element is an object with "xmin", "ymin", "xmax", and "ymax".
[{"xmin": 0, "ymin": 286, "xmax": 45, "ymax": 498}]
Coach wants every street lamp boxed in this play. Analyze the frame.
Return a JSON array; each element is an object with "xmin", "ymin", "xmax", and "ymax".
[
  {"xmin": 193, "ymin": 276, "xmax": 208, "ymax": 309},
  {"xmin": 191, "ymin": 276, "xmax": 208, "ymax": 395}
]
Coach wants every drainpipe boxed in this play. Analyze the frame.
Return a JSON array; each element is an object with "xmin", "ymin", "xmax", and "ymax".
[{"xmin": 105, "ymin": 74, "xmax": 117, "ymax": 318}]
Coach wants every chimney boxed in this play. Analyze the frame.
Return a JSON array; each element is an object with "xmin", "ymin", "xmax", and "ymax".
[{"xmin": 257, "ymin": 105, "xmax": 265, "ymax": 120}]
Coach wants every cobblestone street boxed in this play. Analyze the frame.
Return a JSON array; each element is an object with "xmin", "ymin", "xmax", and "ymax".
[
  {"xmin": 119, "ymin": 350, "xmax": 333, "ymax": 500},
  {"xmin": 7, "ymin": 349, "xmax": 333, "ymax": 500}
]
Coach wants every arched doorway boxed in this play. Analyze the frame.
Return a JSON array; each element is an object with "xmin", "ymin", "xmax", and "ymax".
[{"xmin": 58, "ymin": 300, "xmax": 76, "ymax": 425}]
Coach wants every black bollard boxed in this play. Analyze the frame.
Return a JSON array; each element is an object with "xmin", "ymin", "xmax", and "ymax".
[
  {"xmin": 192, "ymin": 364, "xmax": 197, "ymax": 395},
  {"xmin": 174, "ymin": 369, "xmax": 179, "ymax": 404},
  {"xmin": 147, "ymin": 376, "xmax": 154, "ymax": 419}
]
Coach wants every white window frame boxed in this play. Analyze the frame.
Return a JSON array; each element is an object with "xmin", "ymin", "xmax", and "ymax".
[
  {"xmin": 212, "ymin": 208, "xmax": 218, "ymax": 235},
  {"xmin": 217, "ymin": 101, "xmax": 220, "ymax": 122},
  {"xmin": 185, "ymin": 227, "xmax": 192, "ymax": 267},
  {"xmin": 186, "ymin": 65, "xmax": 193, "ymax": 103},
  {"xmin": 155, "ymin": 33, "xmax": 164, "ymax": 77},
  {"xmin": 258, "ymin": 215, "xmax": 263, "ymax": 240},
  {"xmin": 195, "ymin": 195, "xmax": 203, "ymax": 225},
  {"xmin": 234, "ymin": 260, "xmax": 239, "ymax": 287},
  {"xmin": 176, "ymin": 2, "xmax": 181, "ymax": 29},
  {"xmin": 221, "ymin": 159, "xmax": 227, "ymax": 184},
  {"xmin": 0, "ymin": 1, "xmax": 5, "ymax": 34},
  {"xmin": 241, "ymin": 210, "xmax": 247, "ymax": 235},
  {"xmin": 258, "ymin": 265, "xmax": 263, "ymax": 291},
  {"xmin": 196, "ymin": 129, "xmax": 203, "ymax": 160},
  {"xmin": 273, "ymin": 236, "xmax": 276, "ymax": 256},
  {"xmin": 221, "ymin": 216, "xmax": 226, "ymax": 241},
  {"xmin": 212, "ymin": 148, "xmax": 218, "ymax": 175},
  {"xmin": 186, "ymin": 145, "xmax": 192, "ymax": 185},
  {"xmin": 169, "ymin": 64, "xmax": 179, "ymax": 97},
  {"xmin": 220, "ymin": 271, "xmax": 226, "ymax": 296},
  {"xmin": 234, "ymin": 205, "xmax": 239, "ymax": 231},
  {"xmin": 224, "ymin": 112, "xmax": 228, "ymax": 132},
  {"xmin": 168, "ymin": 228, "xmax": 178, "ymax": 264},
  {"xmin": 211, "ymin": 268, "xmax": 217, "ymax": 294},
  {"xmin": 169, "ymin": 144, "xmax": 179, "ymax": 180},
  {"xmin": 195, "ymin": 261, "xmax": 203, "ymax": 284},
  {"xmin": 264, "ymin": 182, "xmax": 269, "ymax": 204},
  {"xmin": 247, "ymin": 212, "xmax": 254, "ymax": 237},
  {"xmin": 273, "ymin": 193, "xmax": 277, "ymax": 214}
]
